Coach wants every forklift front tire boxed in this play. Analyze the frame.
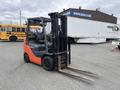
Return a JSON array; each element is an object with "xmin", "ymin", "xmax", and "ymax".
[
  {"xmin": 24, "ymin": 53, "xmax": 30, "ymax": 63},
  {"xmin": 42, "ymin": 56, "xmax": 55, "ymax": 71}
]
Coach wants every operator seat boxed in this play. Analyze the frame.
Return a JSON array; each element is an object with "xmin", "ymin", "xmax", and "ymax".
[{"xmin": 34, "ymin": 30, "xmax": 45, "ymax": 44}]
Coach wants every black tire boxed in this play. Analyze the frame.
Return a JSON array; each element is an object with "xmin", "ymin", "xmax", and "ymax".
[
  {"xmin": 118, "ymin": 45, "xmax": 120, "ymax": 50},
  {"xmin": 24, "ymin": 53, "xmax": 30, "ymax": 63},
  {"xmin": 42, "ymin": 56, "xmax": 55, "ymax": 71},
  {"xmin": 9, "ymin": 36, "xmax": 17, "ymax": 42}
]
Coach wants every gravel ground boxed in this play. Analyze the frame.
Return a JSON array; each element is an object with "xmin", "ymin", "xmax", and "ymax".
[{"xmin": 0, "ymin": 42, "xmax": 120, "ymax": 90}]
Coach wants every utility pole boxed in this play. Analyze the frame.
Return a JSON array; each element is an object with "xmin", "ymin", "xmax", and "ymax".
[{"xmin": 20, "ymin": 10, "xmax": 22, "ymax": 25}]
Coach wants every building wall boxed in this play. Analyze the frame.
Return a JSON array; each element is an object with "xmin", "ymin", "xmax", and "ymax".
[{"xmin": 61, "ymin": 8, "xmax": 117, "ymax": 24}]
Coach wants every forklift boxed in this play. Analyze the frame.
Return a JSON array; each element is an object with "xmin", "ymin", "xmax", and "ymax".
[{"xmin": 23, "ymin": 12, "xmax": 97, "ymax": 83}]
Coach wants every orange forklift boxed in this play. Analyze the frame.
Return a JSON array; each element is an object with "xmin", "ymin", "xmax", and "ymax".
[
  {"xmin": 23, "ymin": 12, "xmax": 96, "ymax": 83},
  {"xmin": 24, "ymin": 12, "xmax": 71, "ymax": 71}
]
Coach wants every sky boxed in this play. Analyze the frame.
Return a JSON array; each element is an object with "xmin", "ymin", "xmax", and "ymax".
[{"xmin": 0, "ymin": 0, "xmax": 120, "ymax": 24}]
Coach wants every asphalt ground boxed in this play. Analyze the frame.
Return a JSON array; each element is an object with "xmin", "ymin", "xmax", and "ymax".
[{"xmin": 0, "ymin": 42, "xmax": 120, "ymax": 90}]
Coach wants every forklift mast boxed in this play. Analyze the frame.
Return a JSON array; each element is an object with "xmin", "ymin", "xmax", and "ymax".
[
  {"xmin": 49, "ymin": 13, "xmax": 68, "ymax": 53},
  {"xmin": 49, "ymin": 12, "xmax": 71, "ymax": 69}
]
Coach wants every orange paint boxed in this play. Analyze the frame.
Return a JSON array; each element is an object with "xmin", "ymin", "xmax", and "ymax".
[{"xmin": 23, "ymin": 38, "xmax": 42, "ymax": 65}]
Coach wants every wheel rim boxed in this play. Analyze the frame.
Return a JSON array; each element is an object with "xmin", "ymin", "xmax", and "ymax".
[{"xmin": 44, "ymin": 59, "xmax": 50, "ymax": 68}]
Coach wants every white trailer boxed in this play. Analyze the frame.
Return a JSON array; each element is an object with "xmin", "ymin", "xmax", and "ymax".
[
  {"xmin": 67, "ymin": 16, "xmax": 120, "ymax": 43},
  {"xmin": 45, "ymin": 16, "xmax": 120, "ymax": 43}
]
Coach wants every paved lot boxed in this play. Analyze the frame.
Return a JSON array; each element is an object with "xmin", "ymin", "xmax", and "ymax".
[{"xmin": 0, "ymin": 42, "xmax": 120, "ymax": 90}]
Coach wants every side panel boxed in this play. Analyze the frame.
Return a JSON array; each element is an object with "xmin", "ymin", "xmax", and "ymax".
[
  {"xmin": 12, "ymin": 32, "xmax": 26, "ymax": 40},
  {"xmin": 0, "ymin": 32, "xmax": 26, "ymax": 41},
  {"xmin": 67, "ymin": 16, "xmax": 119, "ymax": 39},
  {"xmin": 24, "ymin": 38, "xmax": 41, "ymax": 65},
  {"xmin": 0, "ymin": 32, "xmax": 9, "ymax": 40}
]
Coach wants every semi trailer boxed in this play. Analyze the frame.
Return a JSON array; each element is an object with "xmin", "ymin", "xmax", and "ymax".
[
  {"xmin": 42, "ymin": 13, "xmax": 120, "ymax": 44},
  {"xmin": 67, "ymin": 16, "xmax": 120, "ymax": 43}
]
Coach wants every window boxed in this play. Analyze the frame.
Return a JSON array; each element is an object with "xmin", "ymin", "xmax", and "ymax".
[
  {"xmin": 1, "ymin": 27, "xmax": 6, "ymax": 32},
  {"xmin": 17, "ymin": 28, "xmax": 20, "ymax": 32},
  {"xmin": 21, "ymin": 28, "xmax": 25, "ymax": 32},
  {"xmin": 7, "ymin": 27, "xmax": 12, "ymax": 32},
  {"xmin": 1, "ymin": 27, "xmax": 3, "ymax": 31},
  {"xmin": 12, "ymin": 27, "xmax": 16, "ymax": 32}
]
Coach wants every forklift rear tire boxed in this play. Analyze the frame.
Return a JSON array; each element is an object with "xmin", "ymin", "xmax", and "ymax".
[
  {"xmin": 42, "ymin": 56, "xmax": 55, "ymax": 71},
  {"xmin": 24, "ymin": 53, "xmax": 30, "ymax": 63}
]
